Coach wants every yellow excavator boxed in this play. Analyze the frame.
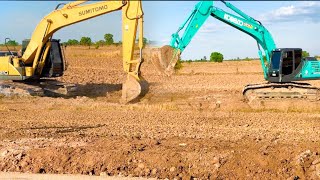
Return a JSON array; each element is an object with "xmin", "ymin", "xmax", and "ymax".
[{"xmin": 0, "ymin": 0, "xmax": 145, "ymax": 103}]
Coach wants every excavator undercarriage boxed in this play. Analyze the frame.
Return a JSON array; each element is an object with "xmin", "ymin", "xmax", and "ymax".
[
  {"xmin": 243, "ymin": 82, "xmax": 320, "ymax": 108},
  {"xmin": 0, "ymin": 80, "xmax": 77, "ymax": 97},
  {"xmin": 244, "ymin": 82, "xmax": 320, "ymax": 100}
]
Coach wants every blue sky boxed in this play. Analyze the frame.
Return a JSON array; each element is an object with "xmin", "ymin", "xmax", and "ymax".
[{"xmin": 0, "ymin": 1, "xmax": 319, "ymax": 60}]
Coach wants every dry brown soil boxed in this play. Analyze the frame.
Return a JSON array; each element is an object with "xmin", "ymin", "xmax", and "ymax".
[{"xmin": 1, "ymin": 46, "xmax": 320, "ymax": 179}]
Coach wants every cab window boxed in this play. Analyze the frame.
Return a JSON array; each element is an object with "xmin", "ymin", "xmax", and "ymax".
[
  {"xmin": 271, "ymin": 51, "xmax": 281, "ymax": 70},
  {"xmin": 282, "ymin": 51, "xmax": 294, "ymax": 75},
  {"xmin": 294, "ymin": 50, "xmax": 302, "ymax": 70}
]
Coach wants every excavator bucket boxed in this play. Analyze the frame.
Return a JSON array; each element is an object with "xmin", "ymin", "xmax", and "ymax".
[
  {"xmin": 121, "ymin": 75, "xmax": 148, "ymax": 104},
  {"xmin": 151, "ymin": 45, "xmax": 180, "ymax": 76}
]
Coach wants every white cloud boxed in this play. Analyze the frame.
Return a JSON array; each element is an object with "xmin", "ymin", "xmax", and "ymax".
[
  {"xmin": 198, "ymin": 21, "xmax": 228, "ymax": 34},
  {"xmin": 199, "ymin": 23, "xmax": 217, "ymax": 33},
  {"xmin": 259, "ymin": 1, "xmax": 320, "ymax": 24},
  {"xmin": 149, "ymin": 38, "xmax": 170, "ymax": 47}
]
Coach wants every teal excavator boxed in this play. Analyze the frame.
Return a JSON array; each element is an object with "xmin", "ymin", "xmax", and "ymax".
[{"xmin": 156, "ymin": 1, "xmax": 320, "ymax": 102}]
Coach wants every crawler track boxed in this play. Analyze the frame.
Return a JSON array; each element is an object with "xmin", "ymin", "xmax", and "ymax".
[
  {"xmin": 243, "ymin": 82, "xmax": 320, "ymax": 108},
  {"xmin": 0, "ymin": 80, "xmax": 77, "ymax": 97}
]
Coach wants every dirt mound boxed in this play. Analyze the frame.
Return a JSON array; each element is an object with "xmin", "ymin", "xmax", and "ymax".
[{"xmin": 1, "ymin": 136, "xmax": 320, "ymax": 179}]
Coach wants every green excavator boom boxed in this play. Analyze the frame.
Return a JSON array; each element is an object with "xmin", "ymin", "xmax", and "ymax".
[{"xmin": 169, "ymin": 1, "xmax": 276, "ymax": 79}]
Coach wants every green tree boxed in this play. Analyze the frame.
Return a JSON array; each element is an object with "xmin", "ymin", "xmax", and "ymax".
[
  {"xmin": 95, "ymin": 40, "xmax": 105, "ymax": 46},
  {"xmin": 65, "ymin": 39, "xmax": 79, "ymax": 45},
  {"xmin": 302, "ymin": 51, "xmax": 310, "ymax": 58},
  {"xmin": 210, "ymin": 52, "xmax": 224, "ymax": 62},
  {"xmin": 6, "ymin": 40, "xmax": 19, "ymax": 46},
  {"xmin": 104, "ymin": 33, "xmax": 114, "ymax": 45},
  {"xmin": 143, "ymin": 37, "xmax": 148, "ymax": 47},
  {"xmin": 80, "ymin": 37, "xmax": 92, "ymax": 48}
]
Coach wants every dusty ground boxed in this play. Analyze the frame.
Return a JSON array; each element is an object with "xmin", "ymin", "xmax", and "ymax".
[
  {"xmin": 1, "ymin": 46, "xmax": 320, "ymax": 179},
  {"xmin": 0, "ymin": 172, "xmax": 152, "ymax": 180}
]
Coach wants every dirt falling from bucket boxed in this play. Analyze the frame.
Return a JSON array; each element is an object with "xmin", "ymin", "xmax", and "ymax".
[{"xmin": 150, "ymin": 45, "xmax": 180, "ymax": 76}]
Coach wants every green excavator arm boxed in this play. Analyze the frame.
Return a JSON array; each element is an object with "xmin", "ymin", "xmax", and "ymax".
[{"xmin": 169, "ymin": 1, "xmax": 276, "ymax": 79}]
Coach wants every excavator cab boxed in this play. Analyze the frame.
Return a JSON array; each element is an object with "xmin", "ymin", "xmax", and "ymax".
[
  {"xmin": 268, "ymin": 48, "xmax": 303, "ymax": 82},
  {"xmin": 41, "ymin": 39, "xmax": 65, "ymax": 78},
  {"xmin": 21, "ymin": 39, "xmax": 66, "ymax": 78}
]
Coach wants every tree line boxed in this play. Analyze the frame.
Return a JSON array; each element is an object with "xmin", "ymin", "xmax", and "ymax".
[
  {"xmin": 0, "ymin": 33, "xmax": 148, "ymax": 49},
  {"xmin": 186, "ymin": 50, "xmax": 314, "ymax": 63},
  {"xmin": 1, "ymin": 38, "xmax": 317, "ymax": 61},
  {"xmin": 183, "ymin": 52, "xmax": 224, "ymax": 63},
  {"xmin": 63, "ymin": 33, "xmax": 116, "ymax": 47},
  {"xmin": 0, "ymin": 40, "xmax": 19, "ymax": 46},
  {"xmin": 62, "ymin": 33, "xmax": 148, "ymax": 49}
]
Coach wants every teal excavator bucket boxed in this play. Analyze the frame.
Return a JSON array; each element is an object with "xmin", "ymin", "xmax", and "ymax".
[{"xmin": 151, "ymin": 45, "xmax": 180, "ymax": 76}]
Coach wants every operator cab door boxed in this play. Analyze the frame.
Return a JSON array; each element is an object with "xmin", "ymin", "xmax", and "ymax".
[
  {"xmin": 281, "ymin": 50, "xmax": 294, "ymax": 76},
  {"xmin": 269, "ymin": 50, "xmax": 282, "ymax": 81},
  {"xmin": 280, "ymin": 49, "xmax": 302, "ymax": 82},
  {"xmin": 269, "ymin": 49, "xmax": 302, "ymax": 82},
  {"xmin": 41, "ymin": 39, "xmax": 65, "ymax": 78}
]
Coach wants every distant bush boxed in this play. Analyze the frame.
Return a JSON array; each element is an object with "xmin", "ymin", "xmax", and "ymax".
[
  {"xmin": 244, "ymin": 57, "xmax": 251, "ymax": 61},
  {"xmin": 80, "ymin": 37, "xmax": 92, "ymax": 48},
  {"xmin": 65, "ymin": 39, "xmax": 79, "ymax": 46},
  {"xmin": 115, "ymin": 41, "xmax": 122, "ymax": 47},
  {"xmin": 302, "ymin": 51, "xmax": 310, "ymax": 58},
  {"xmin": 195, "ymin": 59, "xmax": 208, "ymax": 62},
  {"xmin": 143, "ymin": 37, "xmax": 148, "ymax": 48},
  {"xmin": 6, "ymin": 40, "xmax": 19, "ymax": 46},
  {"xmin": 210, "ymin": 52, "xmax": 223, "ymax": 62},
  {"xmin": 174, "ymin": 59, "xmax": 183, "ymax": 70},
  {"xmin": 181, "ymin": 59, "xmax": 208, "ymax": 63},
  {"xmin": 95, "ymin": 40, "xmax": 105, "ymax": 46},
  {"xmin": 104, "ymin": 33, "xmax": 114, "ymax": 45}
]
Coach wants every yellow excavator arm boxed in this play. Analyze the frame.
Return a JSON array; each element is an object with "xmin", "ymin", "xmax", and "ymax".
[{"xmin": 0, "ymin": 0, "xmax": 145, "ymax": 103}]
